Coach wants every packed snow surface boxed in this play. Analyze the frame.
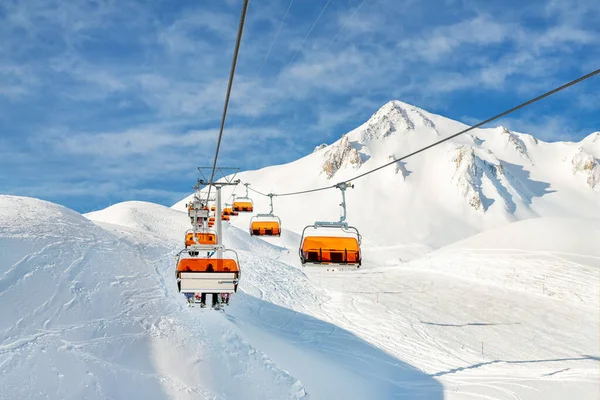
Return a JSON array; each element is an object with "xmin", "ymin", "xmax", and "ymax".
[{"xmin": 2, "ymin": 101, "xmax": 599, "ymax": 399}]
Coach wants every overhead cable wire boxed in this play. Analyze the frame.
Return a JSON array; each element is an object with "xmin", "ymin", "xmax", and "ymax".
[
  {"xmin": 257, "ymin": 0, "xmax": 295, "ymax": 76},
  {"xmin": 323, "ymin": 0, "xmax": 370, "ymax": 51},
  {"xmin": 246, "ymin": 185, "xmax": 270, "ymax": 197},
  {"xmin": 206, "ymin": 0, "xmax": 250, "ymax": 201},
  {"xmin": 244, "ymin": 68, "xmax": 600, "ymax": 197},
  {"xmin": 284, "ymin": 0, "xmax": 332, "ymax": 69}
]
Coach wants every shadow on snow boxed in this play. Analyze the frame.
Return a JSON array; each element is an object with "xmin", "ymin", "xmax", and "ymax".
[{"xmin": 226, "ymin": 293, "xmax": 444, "ymax": 399}]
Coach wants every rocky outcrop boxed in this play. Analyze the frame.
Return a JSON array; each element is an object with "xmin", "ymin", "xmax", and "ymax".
[
  {"xmin": 499, "ymin": 126, "xmax": 531, "ymax": 162},
  {"xmin": 322, "ymin": 135, "xmax": 362, "ymax": 178},
  {"xmin": 572, "ymin": 147, "xmax": 600, "ymax": 191},
  {"xmin": 313, "ymin": 143, "xmax": 328, "ymax": 153}
]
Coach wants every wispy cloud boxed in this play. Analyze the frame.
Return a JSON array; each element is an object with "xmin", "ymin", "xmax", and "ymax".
[{"xmin": 0, "ymin": 0, "xmax": 598, "ymax": 211}]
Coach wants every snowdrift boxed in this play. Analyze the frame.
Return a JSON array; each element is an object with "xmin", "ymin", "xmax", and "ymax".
[{"xmin": 85, "ymin": 200, "xmax": 189, "ymax": 244}]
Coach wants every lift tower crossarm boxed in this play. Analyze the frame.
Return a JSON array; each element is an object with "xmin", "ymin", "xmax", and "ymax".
[{"xmin": 196, "ymin": 169, "xmax": 240, "ymax": 258}]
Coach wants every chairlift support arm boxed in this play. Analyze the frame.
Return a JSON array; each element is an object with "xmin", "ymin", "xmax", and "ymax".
[{"xmin": 334, "ymin": 182, "xmax": 354, "ymax": 223}]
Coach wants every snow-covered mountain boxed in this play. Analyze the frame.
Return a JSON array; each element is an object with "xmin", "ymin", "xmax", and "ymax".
[
  {"xmin": 2, "ymin": 100, "xmax": 599, "ymax": 399},
  {"xmin": 174, "ymin": 100, "xmax": 600, "ymax": 256}
]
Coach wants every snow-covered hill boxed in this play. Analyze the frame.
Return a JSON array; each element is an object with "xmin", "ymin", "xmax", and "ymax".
[
  {"xmin": 174, "ymin": 101, "xmax": 600, "ymax": 257},
  {"xmin": 2, "ymin": 193, "xmax": 598, "ymax": 399},
  {"xmin": 85, "ymin": 199, "xmax": 600, "ymax": 400},
  {"xmin": 0, "ymin": 196, "xmax": 308, "ymax": 399}
]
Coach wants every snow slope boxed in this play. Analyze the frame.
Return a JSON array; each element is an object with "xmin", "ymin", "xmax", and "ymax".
[
  {"xmin": 3, "ymin": 194, "xmax": 598, "ymax": 399},
  {"xmin": 0, "ymin": 196, "xmax": 307, "ymax": 399},
  {"xmin": 84, "ymin": 199, "xmax": 444, "ymax": 399},
  {"xmin": 410, "ymin": 217, "xmax": 600, "ymax": 309},
  {"xmin": 174, "ymin": 101, "xmax": 600, "ymax": 257},
  {"xmin": 91, "ymin": 200, "xmax": 599, "ymax": 399}
]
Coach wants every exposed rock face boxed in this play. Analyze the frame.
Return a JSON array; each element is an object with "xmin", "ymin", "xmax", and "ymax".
[
  {"xmin": 500, "ymin": 126, "xmax": 531, "ymax": 162},
  {"xmin": 322, "ymin": 135, "xmax": 362, "ymax": 178},
  {"xmin": 451, "ymin": 145, "xmax": 518, "ymax": 212},
  {"xmin": 572, "ymin": 147, "xmax": 600, "ymax": 191},
  {"xmin": 452, "ymin": 146, "xmax": 484, "ymax": 211}
]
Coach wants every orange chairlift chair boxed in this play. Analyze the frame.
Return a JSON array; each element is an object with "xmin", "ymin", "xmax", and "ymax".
[
  {"xmin": 184, "ymin": 229, "xmax": 218, "ymax": 248},
  {"xmin": 175, "ymin": 245, "xmax": 241, "ymax": 298},
  {"xmin": 233, "ymin": 183, "xmax": 254, "ymax": 212},
  {"xmin": 299, "ymin": 182, "xmax": 361, "ymax": 268},
  {"xmin": 222, "ymin": 204, "xmax": 235, "ymax": 216},
  {"xmin": 249, "ymin": 193, "xmax": 281, "ymax": 236}
]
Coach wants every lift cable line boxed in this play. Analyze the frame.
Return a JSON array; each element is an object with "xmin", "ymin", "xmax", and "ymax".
[
  {"xmin": 323, "ymin": 0, "xmax": 370, "ymax": 51},
  {"xmin": 206, "ymin": 0, "xmax": 250, "ymax": 202},
  {"xmin": 257, "ymin": 0, "xmax": 295, "ymax": 76},
  {"xmin": 241, "ymin": 67, "xmax": 600, "ymax": 198},
  {"xmin": 284, "ymin": 0, "xmax": 332, "ymax": 69}
]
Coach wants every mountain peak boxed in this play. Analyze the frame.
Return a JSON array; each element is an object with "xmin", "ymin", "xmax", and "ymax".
[{"xmin": 359, "ymin": 100, "xmax": 438, "ymax": 143}]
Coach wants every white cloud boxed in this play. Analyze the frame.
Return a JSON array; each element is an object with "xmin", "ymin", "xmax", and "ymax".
[
  {"xmin": 398, "ymin": 15, "xmax": 517, "ymax": 62},
  {"xmin": 1, "ymin": 0, "xmax": 597, "ymax": 210}
]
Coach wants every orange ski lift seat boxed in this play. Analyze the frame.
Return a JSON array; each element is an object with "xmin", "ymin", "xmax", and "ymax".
[
  {"xmin": 233, "ymin": 198, "xmax": 253, "ymax": 212},
  {"xmin": 221, "ymin": 214, "xmax": 230, "ymax": 221},
  {"xmin": 188, "ymin": 206, "xmax": 209, "ymax": 221},
  {"xmin": 299, "ymin": 222, "xmax": 361, "ymax": 266},
  {"xmin": 250, "ymin": 215, "xmax": 281, "ymax": 236},
  {"xmin": 184, "ymin": 230, "xmax": 217, "ymax": 247},
  {"xmin": 211, "ymin": 206, "xmax": 216, "ymax": 212},
  {"xmin": 222, "ymin": 207, "xmax": 233, "ymax": 216},
  {"xmin": 175, "ymin": 248, "xmax": 240, "ymax": 294},
  {"xmin": 209, "ymin": 217, "xmax": 215, "ymax": 222}
]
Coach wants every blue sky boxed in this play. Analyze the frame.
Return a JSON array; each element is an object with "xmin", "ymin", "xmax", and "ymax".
[{"xmin": 1, "ymin": 0, "xmax": 598, "ymax": 212}]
